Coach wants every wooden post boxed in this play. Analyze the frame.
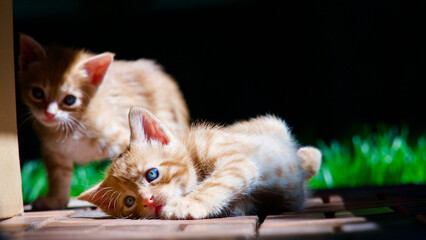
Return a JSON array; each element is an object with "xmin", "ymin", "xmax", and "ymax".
[{"xmin": 0, "ymin": 0, "xmax": 24, "ymax": 218}]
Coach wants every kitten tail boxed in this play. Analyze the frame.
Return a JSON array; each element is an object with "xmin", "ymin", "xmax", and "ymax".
[{"xmin": 297, "ymin": 147, "xmax": 322, "ymax": 180}]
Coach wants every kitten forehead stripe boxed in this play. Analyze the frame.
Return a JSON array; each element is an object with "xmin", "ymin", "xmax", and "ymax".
[{"xmin": 159, "ymin": 160, "xmax": 187, "ymax": 168}]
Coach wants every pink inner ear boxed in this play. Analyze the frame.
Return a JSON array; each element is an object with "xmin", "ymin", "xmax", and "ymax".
[
  {"xmin": 143, "ymin": 114, "xmax": 169, "ymax": 145},
  {"xmin": 83, "ymin": 54, "xmax": 113, "ymax": 86}
]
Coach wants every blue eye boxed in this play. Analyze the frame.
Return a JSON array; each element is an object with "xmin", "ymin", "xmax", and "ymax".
[
  {"xmin": 146, "ymin": 168, "xmax": 159, "ymax": 182},
  {"xmin": 63, "ymin": 95, "xmax": 76, "ymax": 105}
]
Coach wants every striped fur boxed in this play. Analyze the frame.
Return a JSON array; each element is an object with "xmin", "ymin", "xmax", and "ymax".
[
  {"xmin": 78, "ymin": 108, "xmax": 322, "ymax": 219},
  {"xmin": 19, "ymin": 35, "xmax": 189, "ymax": 210}
]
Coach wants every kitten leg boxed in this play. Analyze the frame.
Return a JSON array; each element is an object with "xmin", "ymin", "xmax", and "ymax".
[
  {"xmin": 161, "ymin": 156, "xmax": 257, "ymax": 219},
  {"xmin": 32, "ymin": 150, "xmax": 73, "ymax": 210}
]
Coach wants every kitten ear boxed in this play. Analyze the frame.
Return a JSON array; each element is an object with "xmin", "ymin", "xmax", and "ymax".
[
  {"xmin": 19, "ymin": 34, "xmax": 47, "ymax": 70},
  {"xmin": 79, "ymin": 53, "xmax": 114, "ymax": 87},
  {"xmin": 76, "ymin": 182, "xmax": 102, "ymax": 203},
  {"xmin": 77, "ymin": 182, "xmax": 115, "ymax": 210},
  {"xmin": 129, "ymin": 107, "xmax": 170, "ymax": 145}
]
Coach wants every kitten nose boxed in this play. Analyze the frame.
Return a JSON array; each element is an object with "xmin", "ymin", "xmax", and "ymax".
[
  {"xmin": 45, "ymin": 102, "xmax": 58, "ymax": 120},
  {"xmin": 44, "ymin": 110, "xmax": 56, "ymax": 120},
  {"xmin": 142, "ymin": 195, "xmax": 154, "ymax": 207}
]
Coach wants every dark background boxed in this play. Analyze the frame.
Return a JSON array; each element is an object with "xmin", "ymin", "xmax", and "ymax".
[{"xmin": 13, "ymin": 0, "xmax": 426, "ymax": 163}]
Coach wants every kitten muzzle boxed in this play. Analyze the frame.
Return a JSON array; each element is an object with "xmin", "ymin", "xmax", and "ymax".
[
  {"xmin": 142, "ymin": 195, "xmax": 163, "ymax": 216},
  {"xmin": 142, "ymin": 195, "xmax": 155, "ymax": 207},
  {"xmin": 155, "ymin": 205, "xmax": 163, "ymax": 216},
  {"xmin": 44, "ymin": 111, "xmax": 56, "ymax": 120}
]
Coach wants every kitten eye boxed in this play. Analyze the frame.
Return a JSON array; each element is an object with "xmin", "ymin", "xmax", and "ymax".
[
  {"xmin": 32, "ymin": 87, "xmax": 44, "ymax": 100},
  {"xmin": 124, "ymin": 196, "xmax": 135, "ymax": 207},
  {"xmin": 146, "ymin": 168, "xmax": 159, "ymax": 182},
  {"xmin": 63, "ymin": 95, "xmax": 76, "ymax": 105}
]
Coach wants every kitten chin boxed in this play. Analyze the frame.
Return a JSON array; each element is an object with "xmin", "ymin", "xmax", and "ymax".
[
  {"xmin": 79, "ymin": 107, "xmax": 321, "ymax": 220},
  {"xmin": 34, "ymin": 115, "xmax": 58, "ymax": 127},
  {"xmin": 19, "ymin": 34, "xmax": 189, "ymax": 210},
  {"xmin": 31, "ymin": 110, "xmax": 63, "ymax": 128}
]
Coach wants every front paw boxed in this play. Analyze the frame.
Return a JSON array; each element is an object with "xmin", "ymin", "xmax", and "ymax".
[
  {"xmin": 161, "ymin": 198, "xmax": 209, "ymax": 220},
  {"xmin": 32, "ymin": 196, "xmax": 68, "ymax": 211}
]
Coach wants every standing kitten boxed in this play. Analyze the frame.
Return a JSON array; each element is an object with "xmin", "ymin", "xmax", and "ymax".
[
  {"xmin": 18, "ymin": 34, "xmax": 189, "ymax": 210},
  {"xmin": 78, "ymin": 107, "xmax": 321, "ymax": 219}
]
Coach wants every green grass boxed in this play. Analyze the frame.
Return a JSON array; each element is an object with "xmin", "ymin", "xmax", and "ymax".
[
  {"xmin": 21, "ymin": 159, "xmax": 110, "ymax": 204},
  {"xmin": 21, "ymin": 125, "xmax": 426, "ymax": 203},
  {"xmin": 309, "ymin": 125, "xmax": 426, "ymax": 189}
]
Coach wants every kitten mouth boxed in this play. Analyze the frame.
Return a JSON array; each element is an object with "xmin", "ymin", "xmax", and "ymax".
[
  {"xmin": 44, "ymin": 118, "xmax": 57, "ymax": 123},
  {"xmin": 155, "ymin": 205, "xmax": 163, "ymax": 216},
  {"xmin": 40, "ymin": 117, "xmax": 59, "ymax": 127}
]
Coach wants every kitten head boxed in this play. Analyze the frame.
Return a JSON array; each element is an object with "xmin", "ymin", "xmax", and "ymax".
[
  {"xmin": 18, "ymin": 34, "xmax": 114, "ymax": 130},
  {"xmin": 78, "ymin": 107, "xmax": 197, "ymax": 219}
]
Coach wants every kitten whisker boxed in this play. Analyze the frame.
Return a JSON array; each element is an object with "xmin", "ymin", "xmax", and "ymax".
[
  {"xmin": 55, "ymin": 117, "xmax": 83, "ymax": 143},
  {"xmin": 108, "ymin": 191, "xmax": 118, "ymax": 211},
  {"xmin": 55, "ymin": 121, "xmax": 68, "ymax": 143},
  {"xmin": 65, "ymin": 121, "xmax": 71, "ymax": 139},
  {"xmin": 19, "ymin": 110, "xmax": 36, "ymax": 127},
  {"xmin": 114, "ymin": 192, "xmax": 121, "ymax": 216},
  {"xmin": 68, "ymin": 120, "xmax": 77, "ymax": 136},
  {"xmin": 90, "ymin": 186, "xmax": 113, "ymax": 202},
  {"xmin": 55, "ymin": 121, "xmax": 61, "ymax": 131},
  {"xmin": 61, "ymin": 121, "xmax": 71, "ymax": 143},
  {"xmin": 20, "ymin": 115, "xmax": 36, "ymax": 127},
  {"xmin": 99, "ymin": 189, "xmax": 115, "ymax": 206},
  {"xmin": 56, "ymin": 122, "xmax": 66, "ymax": 143},
  {"xmin": 69, "ymin": 116, "xmax": 87, "ymax": 132}
]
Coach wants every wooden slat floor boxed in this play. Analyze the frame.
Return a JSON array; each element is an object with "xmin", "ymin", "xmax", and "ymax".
[{"xmin": 1, "ymin": 184, "xmax": 425, "ymax": 239}]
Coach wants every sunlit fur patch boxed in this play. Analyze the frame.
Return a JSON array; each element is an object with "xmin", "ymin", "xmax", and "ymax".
[
  {"xmin": 79, "ymin": 109, "xmax": 321, "ymax": 220},
  {"xmin": 83, "ymin": 139, "xmax": 196, "ymax": 219},
  {"xmin": 19, "ymin": 35, "xmax": 192, "ymax": 213}
]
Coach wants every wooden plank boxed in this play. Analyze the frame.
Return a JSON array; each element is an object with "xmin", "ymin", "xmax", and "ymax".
[{"xmin": 0, "ymin": 0, "xmax": 24, "ymax": 219}]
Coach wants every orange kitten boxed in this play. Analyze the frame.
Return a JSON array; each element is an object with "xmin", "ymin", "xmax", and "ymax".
[
  {"xmin": 18, "ymin": 34, "xmax": 189, "ymax": 210},
  {"xmin": 78, "ymin": 107, "xmax": 321, "ymax": 219}
]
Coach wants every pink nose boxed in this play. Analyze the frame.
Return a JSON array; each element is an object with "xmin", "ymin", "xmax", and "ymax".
[
  {"xmin": 142, "ymin": 195, "xmax": 154, "ymax": 207},
  {"xmin": 45, "ymin": 111, "xmax": 56, "ymax": 120}
]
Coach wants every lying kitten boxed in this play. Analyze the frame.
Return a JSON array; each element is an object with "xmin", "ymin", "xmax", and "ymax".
[
  {"xmin": 78, "ymin": 107, "xmax": 321, "ymax": 219},
  {"xmin": 18, "ymin": 34, "xmax": 189, "ymax": 210}
]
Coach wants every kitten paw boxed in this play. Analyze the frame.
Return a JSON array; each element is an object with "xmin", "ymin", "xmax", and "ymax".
[
  {"xmin": 32, "ymin": 196, "xmax": 68, "ymax": 210},
  {"xmin": 161, "ymin": 198, "xmax": 209, "ymax": 219}
]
